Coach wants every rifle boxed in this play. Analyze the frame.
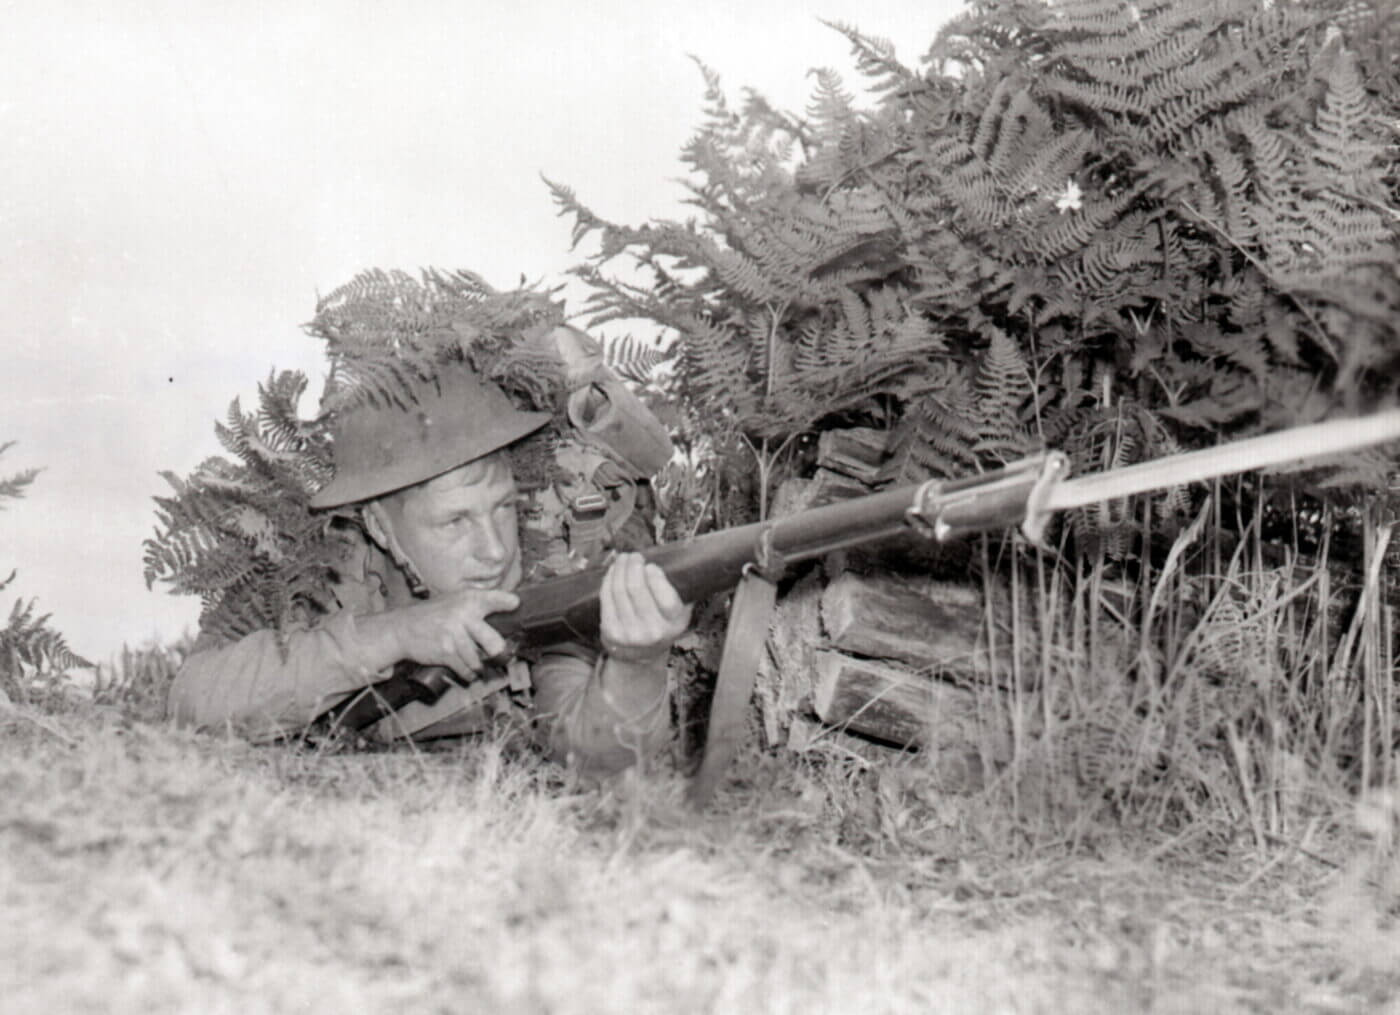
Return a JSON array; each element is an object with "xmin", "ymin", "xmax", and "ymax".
[
  {"xmin": 326, "ymin": 451, "xmax": 1063, "ymax": 732},
  {"xmin": 327, "ymin": 409, "xmax": 1400, "ymax": 801}
]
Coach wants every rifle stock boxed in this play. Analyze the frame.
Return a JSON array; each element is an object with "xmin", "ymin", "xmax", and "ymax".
[{"xmin": 327, "ymin": 453, "xmax": 1065, "ymax": 732}]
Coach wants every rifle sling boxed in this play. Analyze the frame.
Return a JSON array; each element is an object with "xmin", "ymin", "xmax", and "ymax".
[{"xmin": 686, "ymin": 570, "xmax": 778, "ymax": 808}]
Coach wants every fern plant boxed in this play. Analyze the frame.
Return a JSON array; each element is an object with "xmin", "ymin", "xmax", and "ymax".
[
  {"xmin": 548, "ymin": 59, "xmax": 977, "ymax": 524},
  {"xmin": 1, "ymin": 442, "xmax": 91, "ymax": 700},
  {"xmin": 552, "ymin": 1, "xmax": 1398, "ymax": 547},
  {"xmin": 143, "ymin": 371, "xmax": 341, "ymax": 645}
]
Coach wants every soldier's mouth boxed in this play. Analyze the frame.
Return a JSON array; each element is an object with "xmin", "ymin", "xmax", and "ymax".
[
  {"xmin": 459, "ymin": 552, "xmax": 520, "ymax": 592},
  {"xmin": 462, "ymin": 561, "xmax": 518, "ymax": 590}
]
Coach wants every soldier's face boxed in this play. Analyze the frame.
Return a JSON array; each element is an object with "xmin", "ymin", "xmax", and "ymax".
[{"xmin": 378, "ymin": 452, "xmax": 523, "ymax": 595}]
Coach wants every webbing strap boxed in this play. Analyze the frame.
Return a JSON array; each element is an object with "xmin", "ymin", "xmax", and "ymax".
[{"xmin": 686, "ymin": 570, "xmax": 778, "ymax": 808}]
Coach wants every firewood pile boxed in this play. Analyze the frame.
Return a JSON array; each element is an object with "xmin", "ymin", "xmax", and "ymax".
[{"xmin": 754, "ymin": 428, "xmax": 1016, "ymax": 791}]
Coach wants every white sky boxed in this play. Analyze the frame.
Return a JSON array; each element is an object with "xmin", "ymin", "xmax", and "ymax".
[{"xmin": 1, "ymin": 0, "xmax": 964, "ymax": 665}]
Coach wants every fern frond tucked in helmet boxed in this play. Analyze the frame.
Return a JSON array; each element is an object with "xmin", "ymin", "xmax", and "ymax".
[{"xmin": 308, "ymin": 268, "xmax": 567, "ymax": 417}]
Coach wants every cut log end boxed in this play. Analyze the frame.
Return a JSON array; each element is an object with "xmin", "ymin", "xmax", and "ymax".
[{"xmin": 811, "ymin": 651, "xmax": 981, "ymax": 751}]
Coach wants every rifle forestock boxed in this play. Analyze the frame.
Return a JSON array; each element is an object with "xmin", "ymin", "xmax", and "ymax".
[{"xmin": 332, "ymin": 453, "xmax": 1065, "ymax": 730}]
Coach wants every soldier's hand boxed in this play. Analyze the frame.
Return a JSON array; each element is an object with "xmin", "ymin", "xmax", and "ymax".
[
  {"xmin": 392, "ymin": 588, "xmax": 519, "ymax": 678},
  {"xmin": 599, "ymin": 552, "xmax": 692, "ymax": 664}
]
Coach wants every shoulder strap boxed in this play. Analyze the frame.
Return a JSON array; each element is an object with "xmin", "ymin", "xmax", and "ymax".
[{"xmin": 686, "ymin": 570, "xmax": 779, "ymax": 808}]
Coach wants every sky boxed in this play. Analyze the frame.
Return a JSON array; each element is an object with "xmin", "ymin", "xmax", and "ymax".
[{"xmin": 0, "ymin": 0, "xmax": 965, "ymax": 665}]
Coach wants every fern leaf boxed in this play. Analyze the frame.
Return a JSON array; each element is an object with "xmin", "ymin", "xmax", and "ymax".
[
  {"xmin": 605, "ymin": 334, "xmax": 674, "ymax": 385},
  {"xmin": 975, "ymin": 325, "xmax": 1034, "ymax": 447},
  {"xmin": 0, "ymin": 468, "xmax": 41, "ymax": 506}
]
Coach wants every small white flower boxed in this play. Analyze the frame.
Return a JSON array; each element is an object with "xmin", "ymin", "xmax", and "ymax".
[{"xmin": 1054, "ymin": 179, "xmax": 1083, "ymax": 214}]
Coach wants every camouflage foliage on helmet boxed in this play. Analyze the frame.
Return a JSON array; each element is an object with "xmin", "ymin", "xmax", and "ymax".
[{"xmin": 146, "ymin": 270, "xmax": 649, "ymax": 646}]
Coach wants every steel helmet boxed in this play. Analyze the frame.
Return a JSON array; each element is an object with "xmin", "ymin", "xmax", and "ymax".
[{"xmin": 308, "ymin": 365, "xmax": 552, "ymax": 509}]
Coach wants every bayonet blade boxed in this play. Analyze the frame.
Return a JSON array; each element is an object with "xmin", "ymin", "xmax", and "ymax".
[{"xmin": 1043, "ymin": 409, "xmax": 1400, "ymax": 515}]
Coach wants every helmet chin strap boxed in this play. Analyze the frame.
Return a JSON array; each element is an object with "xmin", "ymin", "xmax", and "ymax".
[
  {"xmin": 393, "ymin": 547, "xmax": 433, "ymax": 600},
  {"xmin": 361, "ymin": 504, "xmax": 432, "ymax": 600}
]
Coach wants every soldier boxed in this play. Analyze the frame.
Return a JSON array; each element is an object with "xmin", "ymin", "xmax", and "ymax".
[{"xmin": 168, "ymin": 363, "xmax": 691, "ymax": 777}]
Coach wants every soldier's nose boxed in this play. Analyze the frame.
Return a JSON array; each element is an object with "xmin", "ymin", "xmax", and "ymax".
[{"xmin": 477, "ymin": 523, "xmax": 509, "ymax": 566}]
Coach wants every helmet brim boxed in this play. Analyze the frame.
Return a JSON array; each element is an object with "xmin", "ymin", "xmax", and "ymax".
[{"xmin": 309, "ymin": 370, "xmax": 552, "ymax": 509}]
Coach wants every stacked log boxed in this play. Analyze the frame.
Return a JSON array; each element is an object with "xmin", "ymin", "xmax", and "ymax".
[{"xmin": 755, "ymin": 427, "xmax": 1013, "ymax": 790}]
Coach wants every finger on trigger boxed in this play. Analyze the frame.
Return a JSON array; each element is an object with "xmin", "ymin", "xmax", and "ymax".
[
  {"xmin": 458, "ymin": 645, "xmax": 482, "ymax": 674},
  {"xmin": 469, "ymin": 620, "xmax": 507, "ymax": 660}
]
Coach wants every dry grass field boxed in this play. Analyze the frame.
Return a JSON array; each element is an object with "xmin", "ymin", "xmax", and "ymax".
[{"xmin": 4, "ymin": 692, "xmax": 1400, "ymax": 1015}]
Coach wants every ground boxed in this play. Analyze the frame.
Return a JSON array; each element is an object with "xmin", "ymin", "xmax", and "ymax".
[{"xmin": 3, "ymin": 701, "xmax": 1399, "ymax": 1014}]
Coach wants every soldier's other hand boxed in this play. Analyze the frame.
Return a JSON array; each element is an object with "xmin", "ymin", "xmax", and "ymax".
[
  {"xmin": 394, "ymin": 588, "xmax": 519, "ymax": 677},
  {"xmin": 599, "ymin": 552, "xmax": 693, "ymax": 664}
]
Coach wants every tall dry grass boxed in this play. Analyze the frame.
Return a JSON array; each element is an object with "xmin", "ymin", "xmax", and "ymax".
[{"xmin": 974, "ymin": 478, "xmax": 1398, "ymax": 867}]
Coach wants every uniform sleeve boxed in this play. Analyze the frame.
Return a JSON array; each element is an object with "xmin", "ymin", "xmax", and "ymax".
[
  {"xmin": 166, "ymin": 610, "xmax": 381, "ymax": 743},
  {"xmin": 530, "ymin": 644, "xmax": 671, "ymax": 777}
]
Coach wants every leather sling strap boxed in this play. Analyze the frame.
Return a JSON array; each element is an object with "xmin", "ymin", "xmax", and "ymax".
[{"xmin": 686, "ymin": 569, "xmax": 779, "ymax": 808}]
